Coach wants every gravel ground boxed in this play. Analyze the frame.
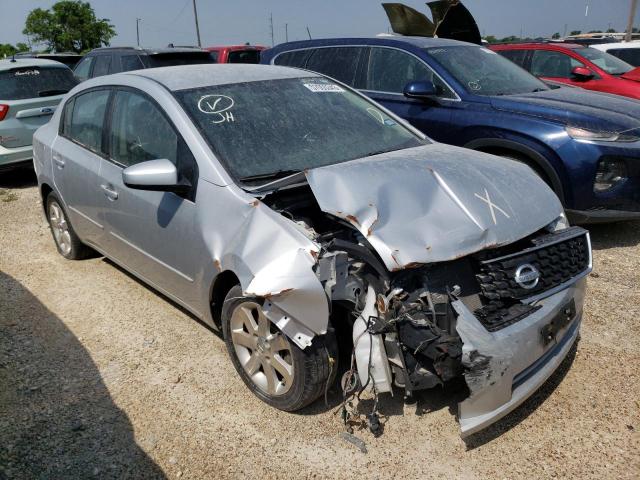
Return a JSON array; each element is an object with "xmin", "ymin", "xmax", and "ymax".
[{"xmin": 1, "ymin": 168, "xmax": 639, "ymax": 479}]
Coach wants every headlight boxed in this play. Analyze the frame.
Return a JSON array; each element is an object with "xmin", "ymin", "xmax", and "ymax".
[
  {"xmin": 594, "ymin": 157, "xmax": 627, "ymax": 192},
  {"xmin": 547, "ymin": 212, "xmax": 570, "ymax": 232},
  {"xmin": 565, "ymin": 126, "xmax": 639, "ymax": 143}
]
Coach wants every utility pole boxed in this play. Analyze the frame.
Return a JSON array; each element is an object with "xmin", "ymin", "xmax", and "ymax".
[
  {"xmin": 626, "ymin": 0, "xmax": 638, "ymax": 41},
  {"xmin": 270, "ymin": 13, "xmax": 275, "ymax": 47},
  {"xmin": 306, "ymin": 26, "xmax": 312, "ymax": 39},
  {"xmin": 136, "ymin": 18, "xmax": 141, "ymax": 46},
  {"xmin": 192, "ymin": 0, "xmax": 202, "ymax": 47},
  {"xmin": 285, "ymin": 23, "xmax": 289, "ymax": 43}
]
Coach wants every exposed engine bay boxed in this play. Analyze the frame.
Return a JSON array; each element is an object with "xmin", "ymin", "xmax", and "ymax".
[{"xmin": 261, "ymin": 181, "xmax": 591, "ymax": 437}]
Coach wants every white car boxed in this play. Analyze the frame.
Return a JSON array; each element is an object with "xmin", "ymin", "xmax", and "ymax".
[{"xmin": 591, "ymin": 41, "xmax": 640, "ymax": 67}]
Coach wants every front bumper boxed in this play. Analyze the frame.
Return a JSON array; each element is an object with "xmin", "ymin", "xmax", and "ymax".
[
  {"xmin": 454, "ymin": 276, "xmax": 587, "ymax": 438},
  {"xmin": 0, "ymin": 143, "xmax": 33, "ymax": 169}
]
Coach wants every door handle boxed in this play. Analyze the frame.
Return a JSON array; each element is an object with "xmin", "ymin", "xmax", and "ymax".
[
  {"xmin": 53, "ymin": 156, "xmax": 65, "ymax": 168},
  {"xmin": 100, "ymin": 184, "xmax": 119, "ymax": 201}
]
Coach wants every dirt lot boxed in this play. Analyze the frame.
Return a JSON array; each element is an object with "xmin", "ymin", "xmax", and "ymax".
[{"xmin": 1, "ymin": 168, "xmax": 639, "ymax": 479}]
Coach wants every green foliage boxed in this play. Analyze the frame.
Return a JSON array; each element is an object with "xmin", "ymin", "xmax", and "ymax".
[
  {"xmin": 0, "ymin": 44, "xmax": 18, "ymax": 58},
  {"xmin": 569, "ymin": 30, "xmax": 582, "ymax": 36},
  {"xmin": 483, "ymin": 35, "xmax": 498, "ymax": 44},
  {"xmin": 551, "ymin": 32, "xmax": 561, "ymax": 39},
  {"xmin": 15, "ymin": 43, "xmax": 29, "ymax": 53},
  {"xmin": 22, "ymin": 1, "xmax": 115, "ymax": 53}
]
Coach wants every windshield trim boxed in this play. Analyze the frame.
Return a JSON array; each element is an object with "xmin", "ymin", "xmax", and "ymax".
[{"xmin": 172, "ymin": 76, "xmax": 429, "ymax": 188}]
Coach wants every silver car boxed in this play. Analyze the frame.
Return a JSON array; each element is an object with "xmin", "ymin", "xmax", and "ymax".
[
  {"xmin": 33, "ymin": 64, "xmax": 590, "ymax": 437},
  {"xmin": 0, "ymin": 58, "xmax": 77, "ymax": 170}
]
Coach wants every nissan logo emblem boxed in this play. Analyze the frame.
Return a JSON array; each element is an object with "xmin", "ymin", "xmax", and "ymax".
[{"xmin": 514, "ymin": 263, "xmax": 540, "ymax": 290}]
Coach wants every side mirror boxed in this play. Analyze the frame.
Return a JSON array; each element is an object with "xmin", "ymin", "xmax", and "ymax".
[
  {"xmin": 403, "ymin": 81, "xmax": 438, "ymax": 101},
  {"xmin": 571, "ymin": 66, "xmax": 594, "ymax": 80},
  {"xmin": 122, "ymin": 159, "xmax": 180, "ymax": 191}
]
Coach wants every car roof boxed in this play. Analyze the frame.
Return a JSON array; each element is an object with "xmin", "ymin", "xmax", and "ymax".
[
  {"xmin": 591, "ymin": 41, "xmax": 640, "ymax": 50},
  {"xmin": 270, "ymin": 35, "xmax": 475, "ymax": 51},
  {"xmin": 491, "ymin": 42, "xmax": 584, "ymax": 50},
  {"xmin": 125, "ymin": 64, "xmax": 319, "ymax": 91},
  {"xmin": 87, "ymin": 46, "xmax": 207, "ymax": 55},
  {"xmin": 0, "ymin": 58, "xmax": 68, "ymax": 71},
  {"xmin": 206, "ymin": 45, "xmax": 267, "ymax": 51}
]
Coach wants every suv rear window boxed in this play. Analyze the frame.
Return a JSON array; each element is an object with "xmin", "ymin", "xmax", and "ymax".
[
  {"xmin": 227, "ymin": 50, "xmax": 261, "ymax": 64},
  {"xmin": 0, "ymin": 67, "xmax": 77, "ymax": 100},
  {"xmin": 147, "ymin": 52, "xmax": 214, "ymax": 68}
]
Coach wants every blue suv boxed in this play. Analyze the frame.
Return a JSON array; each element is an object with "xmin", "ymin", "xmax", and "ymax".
[{"xmin": 262, "ymin": 37, "xmax": 640, "ymax": 223}]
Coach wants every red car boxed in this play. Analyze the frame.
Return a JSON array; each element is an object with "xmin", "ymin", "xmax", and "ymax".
[
  {"xmin": 490, "ymin": 42, "xmax": 640, "ymax": 100},
  {"xmin": 205, "ymin": 45, "xmax": 266, "ymax": 64}
]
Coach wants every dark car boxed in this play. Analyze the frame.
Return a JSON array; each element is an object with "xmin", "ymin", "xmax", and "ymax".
[
  {"xmin": 490, "ymin": 42, "xmax": 640, "ymax": 100},
  {"xmin": 72, "ymin": 46, "xmax": 214, "ymax": 82},
  {"xmin": 262, "ymin": 36, "xmax": 640, "ymax": 223}
]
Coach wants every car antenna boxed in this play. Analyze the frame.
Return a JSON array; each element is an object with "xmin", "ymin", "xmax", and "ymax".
[{"xmin": 10, "ymin": 54, "xmax": 16, "ymax": 63}]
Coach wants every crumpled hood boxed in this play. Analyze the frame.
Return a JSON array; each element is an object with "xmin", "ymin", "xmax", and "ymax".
[
  {"xmin": 305, "ymin": 144, "xmax": 562, "ymax": 271},
  {"xmin": 490, "ymin": 86, "xmax": 640, "ymax": 134}
]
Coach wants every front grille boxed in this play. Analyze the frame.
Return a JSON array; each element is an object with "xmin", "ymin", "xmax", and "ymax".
[{"xmin": 473, "ymin": 227, "xmax": 590, "ymax": 331}]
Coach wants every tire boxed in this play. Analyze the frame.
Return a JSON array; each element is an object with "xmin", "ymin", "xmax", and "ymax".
[
  {"xmin": 45, "ymin": 192, "xmax": 93, "ymax": 260},
  {"xmin": 221, "ymin": 285, "xmax": 337, "ymax": 411}
]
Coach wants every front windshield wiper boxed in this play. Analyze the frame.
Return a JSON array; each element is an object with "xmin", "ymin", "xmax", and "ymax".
[
  {"xmin": 239, "ymin": 169, "xmax": 300, "ymax": 182},
  {"xmin": 38, "ymin": 89, "xmax": 70, "ymax": 97}
]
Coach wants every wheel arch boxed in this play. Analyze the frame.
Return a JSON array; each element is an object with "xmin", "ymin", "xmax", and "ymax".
[
  {"xmin": 465, "ymin": 138, "xmax": 566, "ymax": 203},
  {"xmin": 209, "ymin": 270, "xmax": 241, "ymax": 329},
  {"xmin": 40, "ymin": 183, "xmax": 54, "ymax": 215}
]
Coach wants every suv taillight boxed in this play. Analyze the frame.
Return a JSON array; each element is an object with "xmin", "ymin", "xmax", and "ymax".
[{"xmin": 0, "ymin": 104, "xmax": 9, "ymax": 121}]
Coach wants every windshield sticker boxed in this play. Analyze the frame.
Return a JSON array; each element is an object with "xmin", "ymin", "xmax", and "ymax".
[
  {"xmin": 303, "ymin": 83, "xmax": 345, "ymax": 93},
  {"xmin": 15, "ymin": 70, "xmax": 40, "ymax": 77},
  {"xmin": 197, "ymin": 94, "xmax": 235, "ymax": 124}
]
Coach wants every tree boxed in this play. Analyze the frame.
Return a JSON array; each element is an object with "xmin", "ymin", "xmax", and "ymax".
[
  {"xmin": 0, "ymin": 44, "xmax": 17, "ymax": 58},
  {"xmin": 23, "ymin": 1, "xmax": 115, "ymax": 53},
  {"xmin": 570, "ymin": 30, "xmax": 582, "ymax": 36},
  {"xmin": 15, "ymin": 42, "xmax": 29, "ymax": 52},
  {"xmin": 551, "ymin": 32, "xmax": 561, "ymax": 39},
  {"xmin": 483, "ymin": 35, "xmax": 498, "ymax": 44},
  {"xmin": 606, "ymin": 28, "xmax": 616, "ymax": 33}
]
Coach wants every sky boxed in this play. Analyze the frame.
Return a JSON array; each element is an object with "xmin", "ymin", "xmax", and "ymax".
[{"xmin": 1, "ymin": 0, "xmax": 638, "ymax": 48}]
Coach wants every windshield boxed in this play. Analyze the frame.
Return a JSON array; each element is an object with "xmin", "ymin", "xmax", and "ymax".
[
  {"xmin": 148, "ymin": 52, "xmax": 215, "ymax": 68},
  {"xmin": 0, "ymin": 66, "xmax": 77, "ymax": 100},
  {"xmin": 175, "ymin": 77, "xmax": 425, "ymax": 182},
  {"xmin": 578, "ymin": 47, "xmax": 634, "ymax": 75},
  {"xmin": 427, "ymin": 46, "xmax": 549, "ymax": 96}
]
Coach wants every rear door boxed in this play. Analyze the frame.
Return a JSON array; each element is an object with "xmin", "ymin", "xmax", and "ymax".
[
  {"xmin": 0, "ymin": 66, "xmax": 77, "ymax": 149},
  {"xmin": 362, "ymin": 47, "xmax": 455, "ymax": 142},
  {"xmin": 91, "ymin": 54, "xmax": 113, "ymax": 79},
  {"xmin": 51, "ymin": 89, "xmax": 111, "ymax": 245}
]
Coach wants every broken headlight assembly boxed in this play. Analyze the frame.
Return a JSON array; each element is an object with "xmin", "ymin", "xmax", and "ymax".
[
  {"xmin": 594, "ymin": 157, "xmax": 628, "ymax": 192},
  {"xmin": 565, "ymin": 126, "xmax": 639, "ymax": 143},
  {"xmin": 546, "ymin": 212, "xmax": 569, "ymax": 232}
]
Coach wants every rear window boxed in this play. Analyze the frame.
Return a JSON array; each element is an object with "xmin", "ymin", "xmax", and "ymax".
[
  {"xmin": 227, "ymin": 50, "xmax": 261, "ymax": 64},
  {"xmin": 147, "ymin": 52, "xmax": 214, "ymax": 68},
  {"xmin": 0, "ymin": 67, "xmax": 78, "ymax": 100},
  {"xmin": 607, "ymin": 48, "xmax": 640, "ymax": 67}
]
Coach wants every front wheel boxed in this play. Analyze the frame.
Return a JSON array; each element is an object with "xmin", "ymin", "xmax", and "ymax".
[{"xmin": 221, "ymin": 285, "xmax": 336, "ymax": 411}]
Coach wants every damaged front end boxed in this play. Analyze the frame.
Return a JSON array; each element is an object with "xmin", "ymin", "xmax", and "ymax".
[{"xmin": 251, "ymin": 146, "xmax": 591, "ymax": 437}]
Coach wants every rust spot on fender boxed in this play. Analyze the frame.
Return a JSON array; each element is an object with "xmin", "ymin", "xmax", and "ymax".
[
  {"xmin": 310, "ymin": 250, "xmax": 319, "ymax": 261},
  {"xmin": 263, "ymin": 287, "xmax": 294, "ymax": 300},
  {"xmin": 250, "ymin": 200, "xmax": 260, "ymax": 207},
  {"xmin": 345, "ymin": 214, "xmax": 359, "ymax": 226},
  {"xmin": 213, "ymin": 259, "xmax": 222, "ymax": 271}
]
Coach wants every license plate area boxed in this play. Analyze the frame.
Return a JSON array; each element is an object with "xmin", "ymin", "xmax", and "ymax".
[{"xmin": 541, "ymin": 299, "xmax": 576, "ymax": 346}]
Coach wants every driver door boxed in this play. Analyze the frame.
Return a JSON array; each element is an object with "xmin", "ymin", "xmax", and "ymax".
[
  {"xmin": 361, "ymin": 47, "xmax": 455, "ymax": 143},
  {"xmin": 98, "ymin": 88, "xmax": 202, "ymax": 308},
  {"xmin": 530, "ymin": 49, "xmax": 599, "ymax": 88}
]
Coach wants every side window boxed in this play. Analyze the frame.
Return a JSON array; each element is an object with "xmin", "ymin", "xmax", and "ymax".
[
  {"xmin": 92, "ymin": 55, "xmax": 112, "ymax": 78},
  {"xmin": 121, "ymin": 54, "xmax": 144, "ymax": 72},
  {"xmin": 273, "ymin": 50, "xmax": 311, "ymax": 68},
  {"xmin": 73, "ymin": 56, "xmax": 94, "ymax": 81},
  {"xmin": 60, "ymin": 98, "xmax": 75, "ymax": 136},
  {"xmin": 497, "ymin": 49, "xmax": 528, "ymax": 68},
  {"xmin": 305, "ymin": 47, "xmax": 364, "ymax": 87},
  {"xmin": 108, "ymin": 90, "xmax": 197, "ymax": 198},
  {"xmin": 366, "ymin": 47, "xmax": 455, "ymax": 98},
  {"xmin": 530, "ymin": 50, "xmax": 583, "ymax": 78},
  {"xmin": 209, "ymin": 51, "xmax": 219, "ymax": 63},
  {"xmin": 608, "ymin": 48, "xmax": 640, "ymax": 67},
  {"xmin": 67, "ymin": 90, "xmax": 110, "ymax": 153}
]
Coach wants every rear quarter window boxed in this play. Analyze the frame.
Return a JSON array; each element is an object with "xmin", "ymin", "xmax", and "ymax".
[
  {"xmin": 273, "ymin": 50, "xmax": 311, "ymax": 68},
  {"xmin": 0, "ymin": 67, "xmax": 78, "ymax": 100}
]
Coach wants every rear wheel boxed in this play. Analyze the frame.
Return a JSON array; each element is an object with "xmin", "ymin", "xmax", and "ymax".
[
  {"xmin": 46, "ymin": 193, "xmax": 92, "ymax": 260},
  {"xmin": 221, "ymin": 285, "xmax": 336, "ymax": 411}
]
